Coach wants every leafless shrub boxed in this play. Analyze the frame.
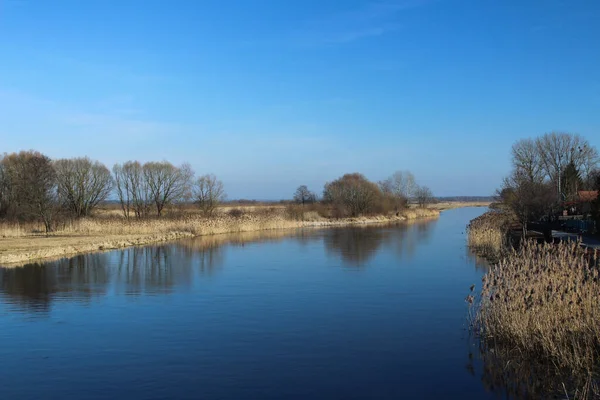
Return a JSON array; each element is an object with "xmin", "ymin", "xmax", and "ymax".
[
  {"xmin": 227, "ymin": 208, "xmax": 244, "ymax": 218},
  {"xmin": 323, "ymin": 173, "xmax": 381, "ymax": 217},
  {"xmin": 415, "ymin": 185, "xmax": 434, "ymax": 208},
  {"xmin": 285, "ymin": 204, "xmax": 304, "ymax": 221}
]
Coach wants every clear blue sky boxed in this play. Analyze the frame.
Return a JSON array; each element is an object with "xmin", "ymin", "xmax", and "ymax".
[{"xmin": 1, "ymin": 0, "xmax": 599, "ymax": 199}]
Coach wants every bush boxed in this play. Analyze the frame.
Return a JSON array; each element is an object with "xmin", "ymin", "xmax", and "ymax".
[
  {"xmin": 227, "ymin": 208, "xmax": 244, "ymax": 218},
  {"xmin": 285, "ymin": 204, "xmax": 304, "ymax": 221},
  {"xmin": 323, "ymin": 173, "xmax": 381, "ymax": 218}
]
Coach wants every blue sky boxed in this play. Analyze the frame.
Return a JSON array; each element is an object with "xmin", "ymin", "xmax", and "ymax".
[{"xmin": 1, "ymin": 0, "xmax": 599, "ymax": 199}]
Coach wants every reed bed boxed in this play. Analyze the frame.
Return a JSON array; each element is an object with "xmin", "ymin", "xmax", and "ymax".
[
  {"xmin": 469, "ymin": 240, "xmax": 600, "ymax": 397},
  {"xmin": 467, "ymin": 211, "xmax": 512, "ymax": 261}
]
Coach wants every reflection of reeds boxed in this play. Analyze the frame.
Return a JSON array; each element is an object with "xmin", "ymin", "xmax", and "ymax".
[
  {"xmin": 470, "ymin": 240, "xmax": 600, "ymax": 398},
  {"xmin": 467, "ymin": 211, "xmax": 512, "ymax": 261},
  {"xmin": 472, "ymin": 338, "xmax": 599, "ymax": 399}
]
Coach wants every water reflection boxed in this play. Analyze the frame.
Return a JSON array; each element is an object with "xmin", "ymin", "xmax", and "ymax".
[
  {"xmin": 0, "ymin": 219, "xmax": 438, "ymax": 312},
  {"xmin": 325, "ymin": 227, "xmax": 386, "ymax": 266},
  {"xmin": 0, "ymin": 253, "xmax": 111, "ymax": 313},
  {"xmin": 467, "ymin": 340, "xmax": 599, "ymax": 399},
  {"xmin": 324, "ymin": 218, "xmax": 437, "ymax": 267},
  {"xmin": 112, "ymin": 246, "xmax": 195, "ymax": 295},
  {"xmin": 466, "ymin": 249, "xmax": 491, "ymax": 272}
]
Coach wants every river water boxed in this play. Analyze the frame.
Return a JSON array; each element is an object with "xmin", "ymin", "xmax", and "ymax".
[{"xmin": 0, "ymin": 207, "xmax": 504, "ymax": 400}]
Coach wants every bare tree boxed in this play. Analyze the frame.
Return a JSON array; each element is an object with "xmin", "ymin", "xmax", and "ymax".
[
  {"xmin": 536, "ymin": 132, "xmax": 598, "ymax": 200},
  {"xmin": 511, "ymin": 139, "xmax": 544, "ymax": 183},
  {"xmin": 143, "ymin": 161, "xmax": 193, "ymax": 217},
  {"xmin": 113, "ymin": 163, "xmax": 132, "ymax": 219},
  {"xmin": 1, "ymin": 151, "xmax": 57, "ymax": 231},
  {"xmin": 323, "ymin": 173, "xmax": 380, "ymax": 217},
  {"xmin": 194, "ymin": 174, "xmax": 226, "ymax": 217},
  {"xmin": 293, "ymin": 185, "xmax": 316, "ymax": 205},
  {"xmin": 113, "ymin": 161, "xmax": 152, "ymax": 218},
  {"xmin": 414, "ymin": 185, "xmax": 434, "ymax": 208},
  {"xmin": 381, "ymin": 171, "xmax": 416, "ymax": 200},
  {"xmin": 54, "ymin": 157, "xmax": 114, "ymax": 217}
]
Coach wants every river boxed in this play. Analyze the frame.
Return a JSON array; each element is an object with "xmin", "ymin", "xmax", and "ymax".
[{"xmin": 0, "ymin": 207, "xmax": 505, "ymax": 399}]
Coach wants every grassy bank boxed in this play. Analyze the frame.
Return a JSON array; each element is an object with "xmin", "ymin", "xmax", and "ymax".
[{"xmin": 0, "ymin": 206, "xmax": 440, "ymax": 266}]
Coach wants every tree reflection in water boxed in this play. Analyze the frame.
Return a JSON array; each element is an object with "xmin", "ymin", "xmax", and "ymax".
[
  {"xmin": 0, "ymin": 253, "xmax": 111, "ymax": 313},
  {"xmin": 0, "ymin": 219, "xmax": 438, "ymax": 312},
  {"xmin": 324, "ymin": 219, "xmax": 437, "ymax": 267}
]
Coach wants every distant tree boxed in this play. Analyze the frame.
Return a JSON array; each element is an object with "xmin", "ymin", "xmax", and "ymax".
[
  {"xmin": 380, "ymin": 170, "xmax": 416, "ymax": 200},
  {"xmin": 54, "ymin": 157, "xmax": 114, "ymax": 217},
  {"xmin": 0, "ymin": 151, "xmax": 57, "ymax": 231},
  {"xmin": 323, "ymin": 173, "xmax": 381, "ymax": 217},
  {"xmin": 113, "ymin": 161, "xmax": 153, "ymax": 219},
  {"xmin": 143, "ymin": 161, "xmax": 194, "ymax": 217},
  {"xmin": 293, "ymin": 185, "xmax": 316, "ymax": 206},
  {"xmin": 194, "ymin": 174, "xmax": 226, "ymax": 217},
  {"xmin": 414, "ymin": 186, "xmax": 434, "ymax": 208}
]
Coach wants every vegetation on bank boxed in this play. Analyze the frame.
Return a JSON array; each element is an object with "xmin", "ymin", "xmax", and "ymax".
[
  {"xmin": 499, "ymin": 132, "xmax": 600, "ymax": 233},
  {"xmin": 467, "ymin": 131, "xmax": 600, "ymax": 398}
]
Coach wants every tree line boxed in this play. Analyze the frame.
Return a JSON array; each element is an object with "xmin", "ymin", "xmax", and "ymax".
[
  {"xmin": 0, "ymin": 150, "xmax": 435, "ymax": 230},
  {"xmin": 291, "ymin": 171, "xmax": 434, "ymax": 218},
  {"xmin": 0, "ymin": 150, "xmax": 226, "ymax": 231},
  {"xmin": 499, "ymin": 132, "xmax": 600, "ymax": 232}
]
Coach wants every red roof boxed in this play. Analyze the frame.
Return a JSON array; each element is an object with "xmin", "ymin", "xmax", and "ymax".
[{"xmin": 578, "ymin": 191, "xmax": 598, "ymax": 202}]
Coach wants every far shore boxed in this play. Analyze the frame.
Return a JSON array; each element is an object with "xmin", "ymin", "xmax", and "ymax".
[{"xmin": 0, "ymin": 202, "xmax": 488, "ymax": 267}]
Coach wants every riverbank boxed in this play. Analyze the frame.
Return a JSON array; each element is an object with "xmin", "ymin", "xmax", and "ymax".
[{"xmin": 0, "ymin": 207, "xmax": 440, "ymax": 266}]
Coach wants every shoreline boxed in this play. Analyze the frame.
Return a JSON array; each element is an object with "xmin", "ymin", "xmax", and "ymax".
[{"xmin": 0, "ymin": 209, "xmax": 444, "ymax": 267}]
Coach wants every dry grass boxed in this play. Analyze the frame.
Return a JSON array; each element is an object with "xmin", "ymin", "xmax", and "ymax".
[
  {"xmin": 434, "ymin": 201, "xmax": 491, "ymax": 211},
  {"xmin": 467, "ymin": 211, "xmax": 513, "ymax": 261},
  {"xmin": 469, "ymin": 240, "xmax": 600, "ymax": 397},
  {"xmin": 0, "ymin": 207, "xmax": 440, "ymax": 265}
]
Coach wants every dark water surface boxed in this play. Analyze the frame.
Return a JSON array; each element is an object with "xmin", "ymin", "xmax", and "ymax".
[{"xmin": 0, "ymin": 207, "xmax": 500, "ymax": 400}]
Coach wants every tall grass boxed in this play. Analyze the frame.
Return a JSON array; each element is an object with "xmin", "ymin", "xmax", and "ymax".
[
  {"xmin": 469, "ymin": 240, "xmax": 600, "ymax": 397},
  {"xmin": 467, "ymin": 211, "xmax": 512, "ymax": 261}
]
